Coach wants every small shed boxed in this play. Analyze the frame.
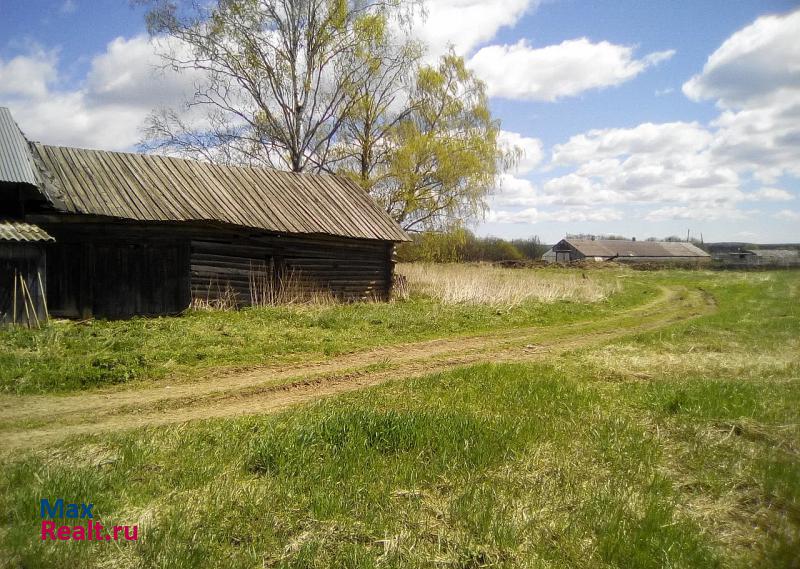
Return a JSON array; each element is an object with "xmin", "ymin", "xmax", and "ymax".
[
  {"xmin": 542, "ymin": 238, "xmax": 710, "ymax": 264},
  {"xmin": 0, "ymin": 221, "xmax": 53, "ymax": 325},
  {"xmin": 0, "ymin": 106, "xmax": 409, "ymax": 320},
  {"xmin": 540, "ymin": 247, "xmax": 557, "ymax": 263}
]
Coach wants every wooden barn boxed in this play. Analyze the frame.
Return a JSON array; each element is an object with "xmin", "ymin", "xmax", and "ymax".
[
  {"xmin": 0, "ymin": 107, "xmax": 408, "ymax": 321},
  {"xmin": 542, "ymin": 238, "xmax": 710, "ymax": 264}
]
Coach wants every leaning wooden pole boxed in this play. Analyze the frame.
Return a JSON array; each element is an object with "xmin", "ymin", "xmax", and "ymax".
[
  {"xmin": 37, "ymin": 271, "xmax": 49, "ymax": 322},
  {"xmin": 12, "ymin": 269, "xmax": 18, "ymax": 325},
  {"xmin": 19, "ymin": 275, "xmax": 31, "ymax": 327},
  {"xmin": 20, "ymin": 275, "xmax": 39, "ymax": 328}
]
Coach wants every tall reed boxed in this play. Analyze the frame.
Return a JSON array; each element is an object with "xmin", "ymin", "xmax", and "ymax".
[{"xmin": 397, "ymin": 263, "xmax": 618, "ymax": 306}]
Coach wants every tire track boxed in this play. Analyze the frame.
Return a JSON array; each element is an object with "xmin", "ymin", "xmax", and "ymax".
[{"xmin": 0, "ymin": 285, "xmax": 715, "ymax": 452}]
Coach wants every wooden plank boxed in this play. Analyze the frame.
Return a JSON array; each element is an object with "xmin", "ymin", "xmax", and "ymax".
[
  {"xmin": 110, "ymin": 152, "xmax": 172, "ymax": 221},
  {"xmin": 92, "ymin": 149, "xmax": 153, "ymax": 220},
  {"xmin": 261, "ymin": 168, "xmax": 335, "ymax": 235},
  {"xmin": 214, "ymin": 164, "xmax": 293, "ymax": 233},
  {"xmin": 233, "ymin": 165, "xmax": 308, "ymax": 234},
  {"xmin": 32, "ymin": 146, "xmax": 80, "ymax": 212},
  {"xmin": 68, "ymin": 148, "xmax": 133, "ymax": 219},
  {"xmin": 35, "ymin": 144, "xmax": 409, "ymax": 242},
  {"xmin": 47, "ymin": 147, "xmax": 104, "ymax": 215},
  {"xmin": 180, "ymin": 159, "xmax": 253, "ymax": 229},
  {"xmin": 120, "ymin": 151, "xmax": 190, "ymax": 221},
  {"xmin": 150, "ymin": 155, "xmax": 218, "ymax": 221}
]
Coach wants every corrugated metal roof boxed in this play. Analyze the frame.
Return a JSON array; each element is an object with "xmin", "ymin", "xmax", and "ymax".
[
  {"xmin": 0, "ymin": 221, "xmax": 55, "ymax": 243},
  {"xmin": 30, "ymin": 143, "xmax": 409, "ymax": 242},
  {"xmin": 0, "ymin": 107, "xmax": 38, "ymax": 186},
  {"xmin": 564, "ymin": 239, "xmax": 709, "ymax": 258}
]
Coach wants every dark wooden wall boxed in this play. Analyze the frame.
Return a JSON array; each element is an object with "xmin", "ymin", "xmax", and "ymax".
[
  {"xmin": 32, "ymin": 217, "xmax": 396, "ymax": 318},
  {"xmin": 45, "ymin": 239, "xmax": 191, "ymax": 319},
  {"xmin": 190, "ymin": 232, "xmax": 394, "ymax": 305},
  {"xmin": 0, "ymin": 243, "xmax": 47, "ymax": 326}
]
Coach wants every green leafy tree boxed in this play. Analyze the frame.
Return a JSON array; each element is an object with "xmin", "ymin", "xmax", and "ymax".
[
  {"xmin": 332, "ymin": 14, "xmax": 423, "ymax": 190},
  {"xmin": 375, "ymin": 52, "xmax": 505, "ymax": 231},
  {"xmin": 510, "ymin": 236, "xmax": 547, "ymax": 259},
  {"xmin": 141, "ymin": 0, "xmax": 511, "ymax": 231},
  {"xmin": 397, "ymin": 229, "xmax": 541, "ymax": 263}
]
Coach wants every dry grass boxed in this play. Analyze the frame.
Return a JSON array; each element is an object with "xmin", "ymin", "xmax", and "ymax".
[
  {"xmin": 248, "ymin": 266, "xmax": 337, "ymax": 307},
  {"xmin": 191, "ymin": 266, "xmax": 336, "ymax": 310},
  {"xmin": 585, "ymin": 343, "xmax": 800, "ymax": 380},
  {"xmin": 397, "ymin": 262, "xmax": 619, "ymax": 306}
]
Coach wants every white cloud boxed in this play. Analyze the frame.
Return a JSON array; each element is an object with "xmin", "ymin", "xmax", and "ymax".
[
  {"xmin": 469, "ymin": 39, "xmax": 674, "ymax": 101},
  {"xmin": 413, "ymin": 0, "xmax": 536, "ymax": 58},
  {"xmin": 552, "ymin": 121, "xmax": 711, "ymax": 165},
  {"xmin": 545, "ymin": 121, "xmax": 745, "ymax": 208},
  {"xmin": 683, "ymin": 9, "xmax": 800, "ymax": 183},
  {"xmin": 0, "ymin": 35, "xmax": 201, "ymax": 150},
  {"xmin": 774, "ymin": 209, "xmax": 800, "ymax": 221},
  {"xmin": 493, "ymin": 114, "xmax": 798, "ymax": 225},
  {"xmin": 6, "ymin": 94, "xmax": 148, "ymax": 149},
  {"xmin": 489, "ymin": 205, "xmax": 623, "ymax": 224},
  {"xmin": 491, "ymin": 174, "xmax": 542, "ymax": 208},
  {"xmin": 746, "ymin": 187, "xmax": 794, "ymax": 201},
  {"xmin": 645, "ymin": 205, "xmax": 747, "ymax": 222},
  {"xmin": 86, "ymin": 36, "xmax": 200, "ymax": 107},
  {"xmin": 709, "ymin": 97, "xmax": 800, "ymax": 183},
  {"xmin": 682, "ymin": 9, "xmax": 800, "ymax": 108},
  {"xmin": 540, "ymin": 174, "xmax": 622, "ymax": 205},
  {"xmin": 498, "ymin": 130, "xmax": 543, "ymax": 174},
  {"xmin": 491, "ymin": 172, "xmax": 621, "ymax": 210},
  {"xmin": 499, "ymin": 10, "xmax": 800, "ymax": 227},
  {"xmin": 0, "ymin": 48, "xmax": 58, "ymax": 99}
]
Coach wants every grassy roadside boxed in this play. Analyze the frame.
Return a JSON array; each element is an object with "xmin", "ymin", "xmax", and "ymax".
[
  {"xmin": 0, "ymin": 270, "xmax": 797, "ymax": 568},
  {"xmin": 0, "ymin": 279, "xmax": 706, "ymax": 441},
  {"xmin": 0, "ymin": 267, "xmax": 645, "ymax": 394}
]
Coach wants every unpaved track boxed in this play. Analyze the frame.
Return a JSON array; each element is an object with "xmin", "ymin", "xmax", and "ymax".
[{"xmin": 0, "ymin": 286, "xmax": 714, "ymax": 452}]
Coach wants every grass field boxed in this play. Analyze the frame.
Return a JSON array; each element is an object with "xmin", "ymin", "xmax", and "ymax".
[
  {"xmin": 0, "ymin": 267, "xmax": 798, "ymax": 568},
  {"xmin": 0, "ymin": 265, "xmax": 640, "ymax": 394}
]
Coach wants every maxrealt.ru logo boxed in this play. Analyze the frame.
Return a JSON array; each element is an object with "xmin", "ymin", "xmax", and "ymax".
[{"xmin": 40, "ymin": 499, "xmax": 138, "ymax": 542}]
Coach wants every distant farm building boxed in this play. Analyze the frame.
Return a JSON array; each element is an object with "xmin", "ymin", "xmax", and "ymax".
[
  {"xmin": 541, "ymin": 248, "xmax": 557, "ymax": 263},
  {"xmin": 542, "ymin": 238, "xmax": 710, "ymax": 264},
  {"xmin": 722, "ymin": 248, "xmax": 800, "ymax": 268},
  {"xmin": 0, "ymin": 107, "xmax": 408, "ymax": 322}
]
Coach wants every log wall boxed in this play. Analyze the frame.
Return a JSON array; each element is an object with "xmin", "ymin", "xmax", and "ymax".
[
  {"xmin": 31, "ymin": 216, "xmax": 396, "ymax": 318},
  {"xmin": 190, "ymin": 232, "xmax": 394, "ymax": 305}
]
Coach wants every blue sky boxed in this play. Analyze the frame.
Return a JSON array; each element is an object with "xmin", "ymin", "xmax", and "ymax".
[{"xmin": 1, "ymin": 0, "xmax": 799, "ymax": 243}]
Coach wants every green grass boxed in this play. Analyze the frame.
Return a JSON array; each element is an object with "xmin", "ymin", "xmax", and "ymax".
[
  {"xmin": 1, "ymin": 364, "xmax": 716, "ymax": 569},
  {"xmin": 0, "ymin": 269, "xmax": 651, "ymax": 394},
  {"xmin": 0, "ymin": 269, "xmax": 798, "ymax": 568}
]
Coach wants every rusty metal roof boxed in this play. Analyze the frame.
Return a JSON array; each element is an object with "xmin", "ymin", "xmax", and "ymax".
[
  {"xmin": 0, "ymin": 221, "xmax": 55, "ymax": 243},
  {"xmin": 565, "ymin": 239, "xmax": 710, "ymax": 258},
  {"xmin": 0, "ymin": 107, "xmax": 38, "ymax": 186},
  {"xmin": 30, "ymin": 143, "xmax": 409, "ymax": 242}
]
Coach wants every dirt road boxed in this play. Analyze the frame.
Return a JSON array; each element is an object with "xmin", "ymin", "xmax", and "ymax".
[{"xmin": 0, "ymin": 285, "xmax": 714, "ymax": 452}]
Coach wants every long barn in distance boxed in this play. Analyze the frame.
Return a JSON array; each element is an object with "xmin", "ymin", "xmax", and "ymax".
[
  {"xmin": 543, "ymin": 238, "xmax": 710, "ymax": 264},
  {"xmin": 0, "ymin": 107, "xmax": 408, "ymax": 322}
]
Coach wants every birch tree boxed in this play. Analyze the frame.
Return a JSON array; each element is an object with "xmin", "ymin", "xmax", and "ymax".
[
  {"xmin": 140, "ymin": 0, "xmax": 513, "ymax": 231},
  {"xmin": 142, "ymin": 0, "xmax": 407, "ymax": 172}
]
